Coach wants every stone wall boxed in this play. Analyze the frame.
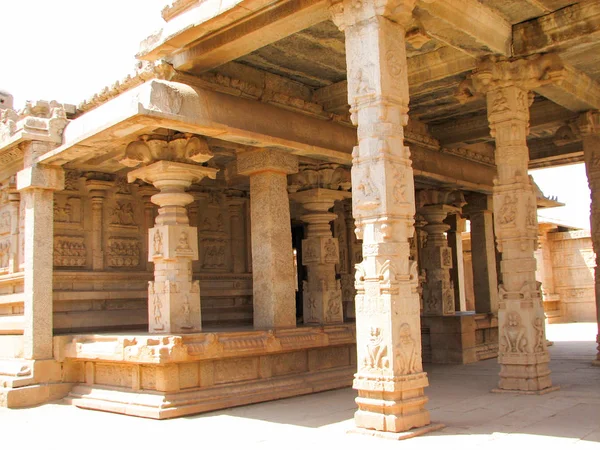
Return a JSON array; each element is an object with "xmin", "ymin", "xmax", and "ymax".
[
  {"xmin": 0, "ymin": 171, "xmax": 254, "ymax": 334},
  {"xmin": 547, "ymin": 230, "xmax": 596, "ymax": 322}
]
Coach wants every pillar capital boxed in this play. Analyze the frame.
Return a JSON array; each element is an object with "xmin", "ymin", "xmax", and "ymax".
[
  {"xmin": 472, "ymin": 54, "xmax": 564, "ymax": 94},
  {"xmin": 237, "ymin": 149, "xmax": 298, "ymax": 176},
  {"xmin": 330, "ymin": 0, "xmax": 416, "ymax": 31},
  {"xmin": 17, "ymin": 164, "xmax": 64, "ymax": 192},
  {"xmin": 575, "ymin": 110, "xmax": 600, "ymax": 137}
]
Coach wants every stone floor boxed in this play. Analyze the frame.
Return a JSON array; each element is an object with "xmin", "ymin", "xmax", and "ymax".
[{"xmin": 1, "ymin": 323, "xmax": 598, "ymax": 449}]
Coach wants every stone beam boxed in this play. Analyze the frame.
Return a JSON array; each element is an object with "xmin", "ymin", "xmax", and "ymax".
[
  {"xmin": 414, "ymin": 0, "xmax": 511, "ymax": 57},
  {"xmin": 312, "ymin": 46, "xmax": 476, "ymax": 113},
  {"xmin": 35, "ymin": 79, "xmax": 356, "ymax": 167},
  {"xmin": 513, "ymin": 0, "xmax": 600, "ymax": 57},
  {"xmin": 431, "ymin": 99, "xmax": 578, "ymax": 145},
  {"xmin": 535, "ymin": 64, "xmax": 600, "ymax": 112},
  {"xmin": 528, "ymin": 138, "xmax": 583, "ymax": 169},
  {"xmin": 168, "ymin": 0, "xmax": 331, "ymax": 73}
]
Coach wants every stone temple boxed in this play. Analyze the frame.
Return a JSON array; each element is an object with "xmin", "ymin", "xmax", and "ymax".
[{"xmin": 0, "ymin": 0, "xmax": 599, "ymax": 435}]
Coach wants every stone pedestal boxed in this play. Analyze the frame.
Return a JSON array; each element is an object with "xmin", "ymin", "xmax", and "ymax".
[
  {"xmin": 17, "ymin": 164, "xmax": 65, "ymax": 359},
  {"xmin": 473, "ymin": 57, "xmax": 554, "ymax": 392},
  {"xmin": 128, "ymin": 160, "xmax": 217, "ymax": 333},
  {"xmin": 420, "ymin": 204, "xmax": 458, "ymax": 316},
  {"xmin": 332, "ymin": 0, "xmax": 432, "ymax": 433},
  {"xmin": 290, "ymin": 188, "xmax": 351, "ymax": 324},
  {"xmin": 579, "ymin": 111, "xmax": 600, "ymax": 366},
  {"xmin": 238, "ymin": 149, "xmax": 298, "ymax": 329}
]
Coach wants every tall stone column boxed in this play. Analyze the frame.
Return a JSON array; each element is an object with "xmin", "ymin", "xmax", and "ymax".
[
  {"xmin": 86, "ymin": 179, "xmax": 112, "ymax": 271},
  {"xmin": 128, "ymin": 161, "xmax": 217, "ymax": 333},
  {"xmin": 227, "ymin": 196, "xmax": 247, "ymax": 273},
  {"xmin": 419, "ymin": 201, "xmax": 459, "ymax": 316},
  {"xmin": 238, "ymin": 149, "xmax": 298, "ymax": 329},
  {"xmin": 138, "ymin": 185, "xmax": 158, "ymax": 272},
  {"xmin": 578, "ymin": 111, "xmax": 600, "ymax": 366},
  {"xmin": 17, "ymin": 163, "xmax": 64, "ymax": 360},
  {"xmin": 290, "ymin": 188, "xmax": 350, "ymax": 324},
  {"xmin": 465, "ymin": 194, "xmax": 499, "ymax": 314},
  {"xmin": 446, "ymin": 214, "xmax": 467, "ymax": 312},
  {"xmin": 472, "ymin": 56, "xmax": 556, "ymax": 392},
  {"xmin": 331, "ymin": 0, "xmax": 436, "ymax": 434},
  {"xmin": 121, "ymin": 134, "xmax": 218, "ymax": 333},
  {"xmin": 7, "ymin": 186, "xmax": 20, "ymax": 274}
]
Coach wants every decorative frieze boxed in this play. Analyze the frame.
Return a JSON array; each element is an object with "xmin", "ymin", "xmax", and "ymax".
[
  {"xmin": 54, "ymin": 236, "xmax": 86, "ymax": 267},
  {"xmin": 107, "ymin": 238, "xmax": 140, "ymax": 268}
]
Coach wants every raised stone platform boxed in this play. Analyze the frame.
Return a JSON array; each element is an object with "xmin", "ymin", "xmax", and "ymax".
[{"xmin": 54, "ymin": 324, "xmax": 356, "ymax": 419}]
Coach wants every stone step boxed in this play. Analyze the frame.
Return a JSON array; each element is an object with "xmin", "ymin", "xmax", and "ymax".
[
  {"xmin": 0, "ymin": 382, "xmax": 73, "ymax": 408},
  {"xmin": 0, "ymin": 359, "xmax": 34, "ymax": 388}
]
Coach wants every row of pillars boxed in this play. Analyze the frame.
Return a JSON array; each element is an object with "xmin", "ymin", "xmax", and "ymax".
[{"xmin": 13, "ymin": 0, "xmax": 600, "ymax": 435}]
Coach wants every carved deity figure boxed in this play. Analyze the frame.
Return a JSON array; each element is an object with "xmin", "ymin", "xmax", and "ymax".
[
  {"xmin": 503, "ymin": 311, "xmax": 528, "ymax": 353},
  {"xmin": 498, "ymin": 194, "xmax": 517, "ymax": 225},
  {"xmin": 176, "ymin": 231, "xmax": 191, "ymax": 251},
  {"xmin": 326, "ymin": 289, "xmax": 342, "ymax": 322},
  {"xmin": 533, "ymin": 317, "xmax": 545, "ymax": 353},
  {"xmin": 153, "ymin": 230, "xmax": 163, "ymax": 256},
  {"xmin": 181, "ymin": 296, "xmax": 192, "ymax": 329},
  {"xmin": 395, "ymin": 323, "xmax": 419, "ymax": 374},
  {"xmin": 324, "ymin": 239, "xmax": 337, "ymax": 260},
  {"xmin": 364, "ymin": 327, "xmax": 389, "ymax": 370}
]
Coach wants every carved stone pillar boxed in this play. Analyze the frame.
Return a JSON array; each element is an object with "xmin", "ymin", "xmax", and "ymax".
[
  {"xmin": 128, "ymin": 161, "xmax": 217, "ymax": 333},
  {"xmin": 17, "ymin": 162, "xmax": 64, "ymax": 360},
  {"xmin": 227, "ymin": 195, "xmax": 247, "ymax": 274},
  {"xmin": 465, "ymin": 194, "xmax": 499, "ymax": 314},
  {"xmin": 238, "ymin": 149, "xmax": 298, "ymax": 329},
  {"xmin": 290, "ymin": 188, "xmax": 350, "ymax": 324},
  {"xmin": 473, "ymin": 56, "xmax": 556, "ymax": 392},
  {"xmin": 578, "ymin": 111, "xmax": 600, "ymax": 366},
  {"xmin": 341, "ymin": 199, "xmax": 358, "ymax": 320},
  {"xmin": 419, "ymin": 201, "xmax": 459, "ymax": 316},
  {"xmin": 446, "ymin": 214, "xmax": 467, "ymax": 312},
  {"xmin": 7, "ymin": 184, "xmax": 20, "ymax": 274},
  {"xmin": 331, "ymin": 0, "xmax": 436, "ymax": 434},
  {"xmin": 121, "ymin": 134, "xmax": 217, "ymax": 333},
  {"xmin": 86, "ymin": 179, "xmax": 112, "ymax": 271},
  {"xmin": 138, "ymin": 185, "xmax": 158, "ymax": 272}
]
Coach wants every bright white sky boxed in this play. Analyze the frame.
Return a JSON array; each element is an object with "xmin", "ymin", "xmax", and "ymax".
[
  {"xmin": 2, "ymin": 1, "xmax": 591, "ymax": 230},
  {"xmin": 3, "ymin": 0, "xmax": 166, "ymax": 109}
]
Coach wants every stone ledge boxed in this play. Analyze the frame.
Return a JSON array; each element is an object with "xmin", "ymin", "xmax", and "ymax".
[
  {"xmin": 347, "ymin": 423, "xmax": 445, "ymax": 440},
  {"xmin": 491, "ymin": 385, "xmax": 560, "ymax": 395},
  {"xmin": 67, "ymin": 366, "xmax": 354, "ymax": 419}
]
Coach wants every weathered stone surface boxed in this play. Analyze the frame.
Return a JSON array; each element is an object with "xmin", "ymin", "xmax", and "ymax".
[{"xmin": 473, "ymin": 56, "xmax": 554, "ymax": 392}]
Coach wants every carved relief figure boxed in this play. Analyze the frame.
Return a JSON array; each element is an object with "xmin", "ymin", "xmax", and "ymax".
[
  {"xmin": 202, "ymin": 239, "xmax": 226, "ymax": 269},
  {"xmin": 498, "ymin": 194, "xmax": 517, "ymax": 225},
  {"xmin": 395, "ymin": 323, "xmax": 419, "ymax": 374},
  {"xmin": 526, "ymin": 197, "xmax": 536, "ymax": 227},
  {"xmin": 326, "ymin": 289, "xmax": 342, "ymax": 322},
  {"xmin": 0, "ymin": 240, "xmax": 11, "ymax": 268},
  {"xmin": 533, "ymin": 317, "xmax": 545, "ymax": 353},
  {"xmin": 176, "ymin": 231, "xmax": 191, "ymax": 251},
  {"xmin": 153, "ymin": 230, "xmax": 163, "ymax": 256},
  {"xmin": 149, "ymin": 282, "xmax": 164, "ymax": 331},
  {"xmin": 491, "ymin": 90, "xmax": 509, "ymax": 114},
  {"xmin": 303, "ymin": 280, "xmax": 317, "ymax": 322},
  {"xmin": 0, "ymin": 212, "xmax": 10, "ymax": 235},
  {"xmin": 181, "ymin": 296, "xmax": 192, "ymax": 329},
  {"xmin": 324, "ymin": 238, "xmax": 337, "ymax": 260},
  {"xmin": 363, "ymin": 327, "xmax": 389, "ymax": 370},
  {"xmin": 502, "ymin": 311, "xmax": 528, "ymax": 353},
  {"xmin": 355, "ymin": 167, "xmax": 380, "ymax": 208},
  {"xmin": 392, "ymin": 165, "xmax": 407, "ymax": 204},
  {"xmin": 107, "ymin": 238, "xmax": 140, "ymax": 267},
  {"xmin": 110, "ymin": 202, "xmax": 136, "ymax": 226}
]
